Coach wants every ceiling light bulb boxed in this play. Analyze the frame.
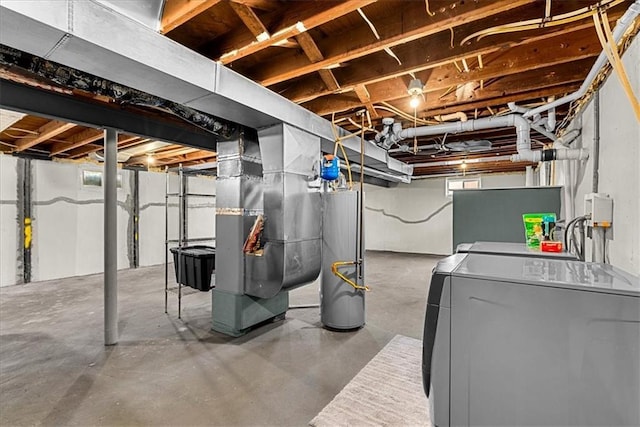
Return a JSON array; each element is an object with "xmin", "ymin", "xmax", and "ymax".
[
  {"xmin": 409, "ymin": 95, "xmax": 420, "ymax": 109},
  {"xmin": 461, "ymin": 161, "xmax": 467, "ymax": 170},
  {"xmin": 146, "ymin": 154, "xmax": 155, "ymax": 165}
]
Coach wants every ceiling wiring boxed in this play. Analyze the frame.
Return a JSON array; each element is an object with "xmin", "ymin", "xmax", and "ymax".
[{"xmin": 460, "ymin": 0, "xmax": 625, "ymax": 45}]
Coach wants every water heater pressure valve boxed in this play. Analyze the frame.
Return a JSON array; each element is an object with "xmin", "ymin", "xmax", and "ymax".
[{"xmin": 320, "ymin": 154, "xmax": 340, "ymax": 181}]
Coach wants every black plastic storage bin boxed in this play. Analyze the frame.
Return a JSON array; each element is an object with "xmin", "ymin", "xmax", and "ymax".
[{"xmin": 170, "ymin": 246, "xmax": 215, "ymax": 291}]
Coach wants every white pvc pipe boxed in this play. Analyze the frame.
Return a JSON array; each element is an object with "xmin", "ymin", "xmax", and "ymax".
[
  {"xmin": 555, "ymin": 148, "xmax": 589, "ymax": 160},
  {"xmin": 508, "ymin": 102, "xmax": 529, "ymax": 114},
  {"xmin": 531, "ymin": 123, "xmax": 558, "ymax": 142},
  {"xmin": 545, "ymin": 105, "xmax": 556, "ymax": 132},
  {"xmin": 524, "ymin": 0, "xmax": 640, "ymax": 118},
  {"xmin": 379, "ymin": 112, "xmax": 586, "ymax": 164},
  {"xmin": 525, "ymin": 166, "xmax": 534, "ymax": 187}
]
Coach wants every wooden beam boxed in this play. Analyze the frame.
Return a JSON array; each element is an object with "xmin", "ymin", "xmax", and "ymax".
[
  {"xmin": 412, "ymin": 161, "xmax": 532, "ymax": 176},
  {"xmin": 302, "ymin": 26, "xmax": 603, "ymax": 116},
  {"xmin": 416, "ymin": 82, "xmax": 581, "ymax": 119},
  {"xmin": 307, "ymin": 54, "xmax": 592, "ymax": 118},
  {"xmin": 161, "ymin": 0, "xmax": 222, "ymax": 34},
  {"xmin": 126, "ymin": 146, "xmax": 197, "ymax": 165},
  {"xmin": 295, "ymin": 32, "xmax": 341, "ymax": 92},
  {"xmin": 296, "ymin": 31, "xmax": 323, "ymax": 63},
  {"xmin": 230, "ymin": 0, "xmax": 280, "ymax": 12},
  {"xmin": 282, "ymin": 26, "xmax": 595, "ymax": 103},
  {"xmin": 154, "ymin": 146, "xmax": 198, "ymax": 158},
  {"xmin": 317, "ymin": 70, "xmax": 340, "ymax": 92},
  {"xmin": 118, "ymin": 137, "xmax": 148, "ymax": 151},
  {"xmin": 277, "ymin": 12, "xmax": 616, "ymax": 105},
  {"xmin": 158, "ymin": 149, "xmax": 216, "ymax": 165},
  {"xmin": 15, "ymin": 120, "xmax": 76, "ymax": 152},
  {"xmin": 49, "ymin": 128, "xmax": 103, "ymax": 156},
  {"xmin": 174, "ymin": 157, "xmax": 218, "ymax": 168},
  {"xmin": 229, "ymin": 1, "xmax": 269, "ymax": 41},
  {"xmin": 66, "ymin": 135, "xmax": 141, "ymax": 159},
  {"xmin": 212, "ymin": 0, "xmax": 376, "ymax": 64},
  {"xmin": 250, "ymin": 0, "xmax": 536, "ymax": 87},
  {"xmin": 353, "ymin": 84, "xmax": 378, "ymax": 119}
]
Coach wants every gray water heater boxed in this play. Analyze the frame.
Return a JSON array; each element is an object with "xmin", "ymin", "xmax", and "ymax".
[{"xmin": 321, "ymin": 190, "xmax": 365, "ymax": 330}]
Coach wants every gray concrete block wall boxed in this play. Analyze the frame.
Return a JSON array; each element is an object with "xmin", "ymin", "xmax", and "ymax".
[
  {"xmin": 0, "ymin": 155, "xmax": 18, "ymax": 287},
  {"xmin": 138, "ymin": 170, "xmax": 169, "ymax": 268},
  {"xmin": 30, "ymin": 161, "xmax": 131, "ymax": 281},
  {"xmin": 0, "ymin": 158, "xmax": 217, "ymax": 286},
  {"xmin": 571, "ymin": 35, "xmax": 639, "ymax": 274},
  {"xmin": 364, "ymin": 173, "xmax": 526, "ymax": 255}
]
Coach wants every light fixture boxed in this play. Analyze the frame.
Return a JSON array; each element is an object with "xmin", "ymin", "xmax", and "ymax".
[
  {"xmin": 146, "ymin": 154, "xmax": 155, "ymax": 165},
  {"xmin": 407, "ymin": 78, "xmax": 424, "ymax": 109},
  {"xmin": 461, "ymin": 160, "xmax": 467, "ymax": 170}
]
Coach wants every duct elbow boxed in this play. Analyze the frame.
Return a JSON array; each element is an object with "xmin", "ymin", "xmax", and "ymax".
[
  {"xmin": 508, "ymin": 102, "xmax": 529, "ymax": 114},
  {"xmin": 545, "ymin": 102, "xmax": 556, "ymax": 132},
  {"xmin": 555, "ymin": 128, "xmax": 581, "ymax": 147}
]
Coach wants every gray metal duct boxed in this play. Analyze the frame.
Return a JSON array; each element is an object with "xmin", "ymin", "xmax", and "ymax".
[
  {"xmin": 0, "ymin": 0, "xmax": 412, "ymax": 181},
  {"xmin": 244, "ymin": 124, "xmax": 322, "ymax": 298},
  {"xmin": 215, "ymin": 128, "xmax": 264, "ymax": 297},
  {"xmin": 94, "ymin": 0, "xmax": 164, "ymax": 30}
]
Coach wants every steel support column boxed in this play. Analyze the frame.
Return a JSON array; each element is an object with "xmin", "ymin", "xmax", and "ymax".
[{"xmin": 104, "ymin": 128, "xmax": 118, "ymax": 345}]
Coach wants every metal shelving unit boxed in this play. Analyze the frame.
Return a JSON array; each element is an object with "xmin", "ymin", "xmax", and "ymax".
[{"xmin": 164, "ymin": 164, "xmax": 216, "ymax": 319}]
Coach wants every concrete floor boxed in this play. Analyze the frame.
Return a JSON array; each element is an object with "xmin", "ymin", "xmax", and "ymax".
[{"xmin": 0, "ymin": 251, "xmax": 441, "ymax": 426}]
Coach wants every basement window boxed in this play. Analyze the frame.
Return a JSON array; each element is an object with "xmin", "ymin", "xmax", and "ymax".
[
  {"xmin": 446, "ymin": 177, "xmax": 481, "ymax": 197},
  {"xmin": 82, "ymin": 170, "xmax": 123, "ymax": 188}
]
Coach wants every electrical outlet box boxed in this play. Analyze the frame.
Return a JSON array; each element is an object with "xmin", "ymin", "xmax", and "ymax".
[{"xmin": 584, "ymin": 193, "xmax": 613, "ymax": 228}]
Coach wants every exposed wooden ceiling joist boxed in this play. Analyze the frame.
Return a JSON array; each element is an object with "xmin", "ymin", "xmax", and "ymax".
[
  {"xmin": 156, "ymin": 149, "xmax": 216, "ymax": 166},
  {"xmin": 302, "ymin": 26, "xmax": 603, "ymax": 117},
  {"xmin": 353, "ymin": 84, "xmax": 378, "ymax": 119},
  {"xmin": 161, "ymin": 0, "xmax": 223, "ymax": 34},
  {"xmin": 295, "ymin": 32, "xmax": 340, "ymax": 92},
  {"xmin": 66, "ymin": 135, "xmax": 141, "ymax": 159},
  {"xmin": 247, "ymin": 0, "xmax": 537, "ymax": 87},
  {"xmin": 49, "ymin": 128, "xmax": 103, "ymax": 156},
  {"xmin": 230, "ymin": 0, "xmax": 282, "ymax": 12},
  {"xmin": 209, "ymin": 0, "xmax": 377, "ymax": 64},
  {"xmin": 228, "ymin": 1, "xmax": 270, "ymax": 41},
  {"xmin": 15, "ymin": 120, "xmax": 76, "ymax": 152},
  {"xmin": 279, "ymin": 13, "xmax": 621, "ymax": 105}
]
